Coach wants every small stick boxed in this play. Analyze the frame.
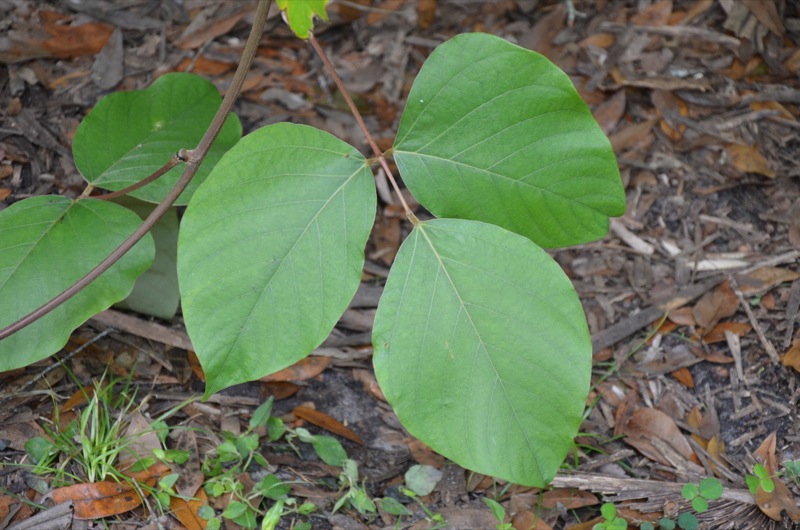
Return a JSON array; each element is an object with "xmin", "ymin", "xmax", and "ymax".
[{"xmin": 728, "ymin": 275, "xmax": 780, "ymax": 363}]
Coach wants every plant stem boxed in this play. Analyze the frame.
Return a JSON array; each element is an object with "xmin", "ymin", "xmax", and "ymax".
[
  {"xmin": 0, "ymin": 0, "xmax": 273, "ymax": 342},
  {"xmin": 307, "ymin": 32, "xmax": 417, "ymax": 223},
  {"xmin": 92, "ymin": 152, "xmax": 185, "ymax": 201}
]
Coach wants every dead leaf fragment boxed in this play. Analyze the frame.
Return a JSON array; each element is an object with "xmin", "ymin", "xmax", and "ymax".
[
  {"xmin": 782, "ymin": 339, "xmax": 800, "ymax": 373},
  {"xmin": 170, "ymin": 486, "xmax": 208, "ymax": 530},
  {"xmin": 620, "ymin": 407, "xmax": 694, "ymax": 465},
  {"xmin": 261, "ymin": 356, "xmax": 330, "ymax": 382},
  {"xmin": 725, "ymin": 144, "xmax": 775, "ymax": 178},
  {"xmin": 292, "ymin": 406, "xmax": 364, "ymax": 445},
  {"xmin": 692, "ymin": 279, "xmax": 739, "ymax": 330},
  {"xmin": 47, "ymin": 482, "xmax": 146, "ymax": 519},
  {"xmin": 736, "ymin": 267, "xmax": 800, "ymax": 295}
]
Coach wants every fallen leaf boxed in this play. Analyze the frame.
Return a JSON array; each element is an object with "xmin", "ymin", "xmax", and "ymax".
[
  {"xmin": 170, "ymin": 486, "xmax": 208, "ymax": 530},
  {"xmin": 620, "ymin": 407, "xmax": 694, "ymax": 465},
  {"xmin": 512, "ymin": 510, "xmax": 554, "ymax": 530},
  {"xmin": 175, "ymin": 5, "xmax": 253, "ymax": 50},
  {"xmin": 47, "ymin": 481, "xmax": 149, "ymax": 519},
  {"xmin": 667, "ymin": 306, "xmax": 696, "ymax": 326},
  {"xmin": 754, "ymin": 432, "xmax": 778, "ymax": 473},
  {"xmin": 416, "ymin": 0, "xmax": 436, "ymax": 29},
  {"xmin": 261, "ymin": 381, "xmax": 301, "ymax": 399},
  {"xmin": 736, "ymin": 267, "xmax": 800, "ymax": 295},
  {"xmin": 755, "ymin": 476, "xmax": 800, "ymax": 522},
  {"xmin": 608, "ymin": 118, "xmax": 657, "ymax": 153},
  {"xmin": 292, "ymin": 406, "xmax": 364, "ymax": 445},
  {"xmin": 725, "ymin": 144, "xmax": 775, "ymax": 178},
  {"xmin": 670, "ymin": 367, "xmax": 694, "ymax": 387},
  {"xmin": 541, "ymin": 489, "xmax": 598, "ymax": 509},
  {"xmin": 692, "ymin": 279, "xmax": 739, "ymax": 330},
  {"xmin": 652, "ymin": 90, "xmax": 688, "ymax": 142},
  {"xmin": 592, "ymin": 90, "xmax": 626, "ymax": 135},
  {"xmin": 741, "ymin": 0, "xmax": 784, "ymax": 37},
  {"xmin": 261, "ymin": 356, "xmax": 330, "ymax": 382},
  {"xmin": 701, "ymin": 321, "xmax": 751, "ymax": 344},
  {"xmin": 782, "ymin": 339, "xmax": 800, "ymax": 373},
  {"xmin": 631, "ymin": 0, "xmax": 673, "ymax": 25}
]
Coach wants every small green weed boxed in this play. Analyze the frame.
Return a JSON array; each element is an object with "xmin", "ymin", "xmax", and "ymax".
[
  {"xmin": 746, "ymin": 463, "xmax": 775, "ymax": 494},
  {"xmin": 593, "ymin": 502, "xmax": 627, "ymax": 530},
  {"xmin": 638, "ymin": 477, "xmax": 722, "ymax": 530}
]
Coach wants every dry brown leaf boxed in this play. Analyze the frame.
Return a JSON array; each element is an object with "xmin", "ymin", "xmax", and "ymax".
[
  {"xmin": 260, "ymin": 356, "xmax": 330, "ymax": 382},
  {"xmin": 725, "ymin": 144, "xmax": 775, "ymax": 178},
  {"xmin": 578, "ymin": 33, "xmax": 616, "ymax": 49},
  {"xmin": 679, "ymin": 0, "xmax": 715, "ymax": 23},
  {"xmin": 692, "ymin": 279, "xmax": 739, "ymax": 330},
  {"xmin": 261, "ymin": 381, "xmax": 301, "ymax": 399},
  {"xmin": 668, "ymin": 307, "xmax": 696, "ymax": 326},
  {"xmin": 170, "ymin": 487, "xmax": 208, "ymax": 530},
  {"xmin": 541, "ymin": 489, "xmax": 598, "ymax": 509},
  {"xmin": 407, "ymin": 439, "xmax": 446, "ymax": 467},
  {"xmin": 736, "ymin": 267, "xmax": 800, "ymax": 295},
  {"xmin": 701, "ymin": 321, "xmax": 751, "ymax": 344},
  {"xmin": 416, "ymin": 0, "xmax": 437, "ymax": 29},
  {"xmin": 47, "ymin": 479, "xmax": 153, "ymax": 519},
  {"xmin": 523, "ymin": 2, "xmax": 566, "ymax": 58},
  {"xmin": 631, "ymin": 0, "xmax": 673, "ymax": 26},
  {"xmin": 512, "ymin": 510, "xmax": 554, "ymax": 530},
  {"xmin": 592, "ymin": 90, "xmax": 626, "ymax": 135},
  {"xmin": 608, "ymin": 118, "xmax": 657, "ymax": 153},
  {"xmin": 620, "ymin": 407, "xmax": 693, "ymax": 465},
  {"xmin": 652, "ymin": 90, "xmax": 688, "ymax": 142},
  {"xmin": 292, "ymin": 406, "xmax": 364, "ymax": 445},
  {"xmin": 754, "ymin": 432, "xmax": 779, "ymax": 473},
  {"xmin": 670, "ymin": 367, "xmax": 694, "ymax": 388},
  {"xmin": 755, "ymin": 476, "xmax": 800, "ymax": 522},
  {"xmin": 175, "ymin": 6, "xmax": 252, "ymax": 50},
  {"xmin": 782, "ymin": 339, "xmax": 800, "ymax": 373},
  {"xmin": 741, "ymin": 0, "xmax": 784, "ymax": 37}
]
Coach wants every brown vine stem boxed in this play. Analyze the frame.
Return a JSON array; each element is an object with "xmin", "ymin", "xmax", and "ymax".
[
  {"xmin": 0, "ymin": 0, "xmax": 273, "ymax": 341},
  {"xmin": 92, "ymin": 153, "xmax": 185, "ymax": 201},
  {"xmin": 307, "ymin": 31, "xmax": 418, "ymax": 224}
]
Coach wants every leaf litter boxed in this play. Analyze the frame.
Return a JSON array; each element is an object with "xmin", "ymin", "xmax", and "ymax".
[{"xmin": 1, "ymin": 0, "xmax": 800, "ymax": 529}]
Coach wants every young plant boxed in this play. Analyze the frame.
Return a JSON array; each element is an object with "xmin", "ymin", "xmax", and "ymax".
[
  {"xmin": 640, "ymin": 477, "xmax": 723, "ymax": 530},
  {"xmin": 746, "ymin": 463, "xmax": 775, "ymax": 494},
  {"xmin": 592, "ymin": 502, "xmax": 627, "ymax": 530},
  {"xmin": 483, "ymin": 497, "xmax": 513, "ymax": 530},
  {"xmin": 0, "ymin": 0, "xmax": 625, "ymax": 487}
]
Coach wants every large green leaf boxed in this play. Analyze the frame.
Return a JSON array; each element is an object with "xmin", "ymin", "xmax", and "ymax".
[
  {"xmin": 73, "ymin": 72, "xmax": 242, "ymax": 205},
  {"xmin": 0, "ymin": 196, "xmax": 154, "ymax": 371},
  {"xmin": 393, "ymin": 33, "xmax": 624, "ymax": 248},
  {"xmin": 112, "ymin": 196, "xmax": 180, "ymax": 320},
  {"xmin": 372, "ymin": 218, "xmax": 590, "ymax": 487},
  {"xmin": 178, "ymin": 123, "xmax": 375, "ymax": 396}
]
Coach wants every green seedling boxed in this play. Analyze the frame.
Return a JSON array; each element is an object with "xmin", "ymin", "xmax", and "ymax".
[
  {"xmin": 483, "ymin": 497, "xmax": 513, "ymax": 530},
  {"xmin": 639, "ymin": 477, "xmax": 723, "ymax": 530},
  {"xmin": 333, "ymin": 459, "xmax": 376, "ymax": 516},
  {"xmin": 400, "ymin": 487, "xmax": 447, "ymax": 529},
  {"xmin": 782, "ymin": 460, "xmax": 800, "ymax": 488},
  {"xmin": 746, "ymin": 463, "xmax": 775, "ymax": 494},
  {"xmin": 593, "ymin": 502, "xmax": 627, "ymax": 530},
  {"xmin": 1, "ymin": 0, "xmax": 625, "ymax": 488}
]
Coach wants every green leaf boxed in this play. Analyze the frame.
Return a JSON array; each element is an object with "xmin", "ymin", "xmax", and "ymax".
[
  {"xmin": 745, "ymin": 475, "xmax": 760, "ymax": 494},
  {"xmin": 377, "ymin": 497, "xmax": 413, "ymax": 516},
  {"xmin": 600, "ymin": 503, "xmax": 617, "ymax": 521},
  {"xmin": 73, "ymin": 72, "xmax": 241, "ymax": 205},
  {"xmin": 393, "ymin": 33, "xmax": 624, "ymax": 248},
  {"xmin": 276, "ymin": 0, "xmax": 329, "ymax": 39},
  {"xmin": 483, "ymin": 498, "xmax": 506, "ymax": 523},
  {"xmin": 178, "ymin": 123, "xmax": 375, "ymax": 396},
  {"xmin": 24, "ymin": 436, "xmax": 56, "ymax": 464},
  {"xmin": 261, "ymin": 499, "xmax": 283, "ymax": 530},
  {"xmin": 0, "ymin": 196, "xmax": 154, "ymax": 371},
  {"xmin": 112, "ymin": 196, "xmax": 179, "ymax": 319},
  {"xmin": 349, "ymin": 488, "xmax": 376, "ymax": 514},
  {"xmin": 697, "ymin": 477, "xmax": 722, "ymax": 500},
  {"xmin": 311, "ymin": 435, "xmax": 347, "ymax": 467},
  {"xmin": 257, "ymin": 475, "xmax": 290, "ymax": 501},
  {"xmin": 404, "ymin": 465, "xmax": 442, "ymax": 496},
  {"xmin": 677, "ymin": 512, "xmax": 697, "ymax": 530},
  {"xmin": 761, "ymin": 478, "xmax": 775, "ymax": 493},
  {"xmin": 222, "ymin": 500, "xmax": 248, "ymax": 519},
  {"xmin": 754, "ymin": 463, "xmax": 768, "ymax": 479},
  {"xmin": 373, "ymin": 219, "xmax": 591, "ymax": 487},
  {"xmin": 658, "ymin": 518, "xmax": 676, "ymax": 530},
  {"xmin": 681, "ymin": 483, "xmax": 697, "ymax": 500},
  {"xmin": 691, "ymin": 496, "xmax": 708, "ymax": 513},
  {"xmin": 250, "ymin": 397, "xmax": 274, "ymax": 430}
]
